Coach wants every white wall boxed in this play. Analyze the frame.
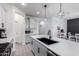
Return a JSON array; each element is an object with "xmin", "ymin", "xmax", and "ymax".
[
  {"xmin": 51, "ymin": 16, "xmax": 67, "ymax": 37},
  {"xmin": 39, "ymin": 16, "xmax": 67, "ymax": 38},
  {"xmin": 39, "ymin": 18, "xmax": 51, "ymax": 35}
]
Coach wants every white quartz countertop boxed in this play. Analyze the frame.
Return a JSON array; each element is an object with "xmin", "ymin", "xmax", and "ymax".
[{"xmin": 31, "ymin": 35, "xmax": 79, "ymax": 56}]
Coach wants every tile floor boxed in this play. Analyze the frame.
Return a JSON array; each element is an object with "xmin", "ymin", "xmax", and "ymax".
[{"xmin": 11, "ymin": 43, "xmax": 33, "ymax": 56}]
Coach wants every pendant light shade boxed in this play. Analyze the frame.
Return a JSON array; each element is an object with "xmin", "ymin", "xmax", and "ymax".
[
  {"xmin": 58, "ymin": 3, "xmax": 64, "ymax": 16},
  {"xmin": 57, "ymin": 3, "xmax": 70, "ymax": 18}
]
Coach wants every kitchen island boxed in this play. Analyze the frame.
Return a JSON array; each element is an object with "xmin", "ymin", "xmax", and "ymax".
[{"xmin": 31, "ymin": 35, "xmax": 79, "ymax": 56}]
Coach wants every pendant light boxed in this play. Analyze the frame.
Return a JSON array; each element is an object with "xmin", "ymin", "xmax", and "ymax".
[
  {"xmin": 39, "ymin": 4, "xmax": 48, "ymax": 26},
  {"xmin": 58, "ymin": 3, "xmax": 64, "ymax": 17},
  {"xmin": 44, "ymin": 4, "xmax": 47, "ymax": 21},
  {"xmin": 57, "ymin": 3, "xmax": 70, "ymax": 18}
]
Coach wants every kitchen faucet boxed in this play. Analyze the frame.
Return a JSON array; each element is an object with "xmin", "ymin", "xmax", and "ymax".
[{"xmin": 48, "ymin": 30, "xmax": 52, "ymax": 40}]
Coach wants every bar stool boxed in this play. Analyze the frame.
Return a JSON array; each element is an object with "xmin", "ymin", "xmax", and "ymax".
[
  {"xmin": 75, "ymin": 33, "xmax": 79, "ymax": 42},
  {"xmin": 68, "ymin": 32, "xmax": 76, "ymax": 42}
]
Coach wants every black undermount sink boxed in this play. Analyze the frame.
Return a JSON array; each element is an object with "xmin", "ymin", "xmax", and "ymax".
[{"xmin": 37, "ymin": 37, "xmax": 58, "ymax": 45}]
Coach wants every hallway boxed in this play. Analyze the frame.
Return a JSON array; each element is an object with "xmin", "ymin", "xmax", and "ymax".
[{"xmin": 11, "ymin": 43, "xmax": 33, "ymax": 56}]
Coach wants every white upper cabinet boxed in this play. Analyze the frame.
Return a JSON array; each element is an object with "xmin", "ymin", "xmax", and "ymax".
[{"xmin": 25, "ymin": 16, "xmax": 40, "ymax": 35}]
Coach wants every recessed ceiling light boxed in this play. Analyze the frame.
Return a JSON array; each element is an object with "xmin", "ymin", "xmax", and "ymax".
[
  {"xmin": 21, "ymin": 3, "xmax": 26, "ymax": 6},
  {"xmin": 36, "ymin": 11, "xmax": 40, "ymax": 15}
]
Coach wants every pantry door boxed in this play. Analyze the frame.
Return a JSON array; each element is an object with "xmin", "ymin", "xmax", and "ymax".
[{"xmin": 15, "ymin": 13, "xmax": 25, "ymax": 43}]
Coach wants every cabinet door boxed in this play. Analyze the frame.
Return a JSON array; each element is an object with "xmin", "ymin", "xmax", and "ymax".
[
  {"xmin": 30, "ymin": 39, "xmax": 34, "ymax": 52},
  {"xmin": 26, "ymin": 35, "xmax": 31, "ymax": 43},
  {"xmin": 29, "ymin": 17, "xmax": 39, "ymax": 35},
  {"xmin": 38, "ymin": 43, "xmax": 47, "ymax": 56},
  {"xmin": 31, "ymin": 39, "xmax": 47, "ymax": 56},
  {"xmin": 34, "ymin": 40, "xmax": 47, "ymax": 56},
  {"xmin": 31, "ymin": 39, "xmax": 38, "ymax": 56},
  {"xmin": 32, "ymin": 39, "xmax": 40, "ymax": 56}
]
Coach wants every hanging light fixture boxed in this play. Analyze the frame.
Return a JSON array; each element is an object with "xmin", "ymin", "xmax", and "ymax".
[
  {"xmin": 58, "ymin": 3, "xmax": 64, "ymax": 17},
  {"xmin": 57, "ymin": 3, "xmax": 70, "ymax": 18},
  {"xmin": 44, "ymin": 4, "xmax": 47, "ymax": 21},
  {"xmin": 39, "ymin": 4, "xmax": 48, "ymax": 26}
]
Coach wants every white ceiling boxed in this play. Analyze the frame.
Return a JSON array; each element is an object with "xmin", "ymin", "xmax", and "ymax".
[{"xmin": 9, "ymin": 3, "xmax": 79, "ymax": 19}]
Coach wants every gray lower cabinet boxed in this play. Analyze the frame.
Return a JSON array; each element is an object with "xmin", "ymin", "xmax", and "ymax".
[
  {"xmin": 31, "ymin": 38, "xmax": 58, "ymax": 56},
  {"xmin": 31, "ymin": 38, "xmax": 47, "ymax": 56},
  {"xmin": 31, "ymin": 39, "xmax": 40, "ymax": 56},
  {"xmin": 38, "ymin": 43, "xmax": 47, "ymax": 56},
  {"xmin": 26, "ymin": 35, "xmax": 31, "ymax": 44}
]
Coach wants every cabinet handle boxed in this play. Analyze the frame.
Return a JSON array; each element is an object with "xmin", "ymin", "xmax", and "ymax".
[
  {"xmin": 31, "ymin": 41, "xmax": 33, "ymax": 44},
  {"xmin": 38, "ymin": 48, "xmax": 40, "ymax": 53}
]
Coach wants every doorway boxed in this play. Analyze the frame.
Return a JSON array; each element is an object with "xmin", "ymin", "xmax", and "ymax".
[{"xmin": 14, "ymin": 13, "xmax": 25, "ymax": 44}]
